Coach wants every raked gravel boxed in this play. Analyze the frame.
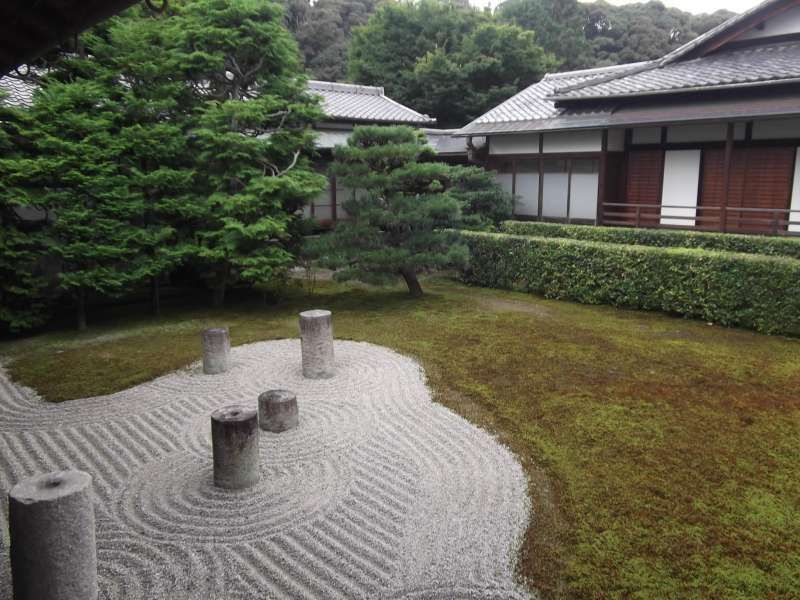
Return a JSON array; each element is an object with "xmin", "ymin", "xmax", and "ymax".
[{"xmin": 0, "ymin": 339, "xmax": 532, "ymax": 599}]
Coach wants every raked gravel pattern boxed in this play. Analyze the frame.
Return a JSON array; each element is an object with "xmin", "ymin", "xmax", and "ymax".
[{"xmin": 0, "ymin": 339, "xmax": 531, "ymax": 599}]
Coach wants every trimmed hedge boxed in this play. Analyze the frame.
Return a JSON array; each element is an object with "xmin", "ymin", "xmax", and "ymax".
[
  {"xmin": 462, "ymin": 231, "xmax": 800, "ymax": 336},
  {"xmin": 500, "ymin": 220, "xmax": 800, "ymax": 260}
]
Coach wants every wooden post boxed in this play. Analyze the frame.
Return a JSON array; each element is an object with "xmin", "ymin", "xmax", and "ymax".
[
  {"xmin": 330, "ymin": 175, "xmax": 337, "ymax": 222},
  {"xmin": 721, "ymin": 122, "xmax": 734, "ymax": 232},
  {"xmin": 597, "ymin": 130, "xmax": 608, "ymax": 226}
]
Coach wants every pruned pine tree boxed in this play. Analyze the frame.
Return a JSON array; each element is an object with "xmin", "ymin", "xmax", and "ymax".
[
  {"xmin": 321, "ymin": 125, "xmax": 469, "ymax": 297},
  {"xmin": 168, "ymin": 0, "xmax": 326, "ymax": 306}
]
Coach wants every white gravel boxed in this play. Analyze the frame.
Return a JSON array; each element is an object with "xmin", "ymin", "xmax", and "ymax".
[{"xmin": 0, "ymin": 339, "xmax": 532, "ymax": 599}]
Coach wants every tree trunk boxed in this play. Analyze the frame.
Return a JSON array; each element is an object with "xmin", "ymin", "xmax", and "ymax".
[
  {"xmin": 212, "ymin": 284, "xmax": 226, "ymax": 308},
  {"xmin": 400, "ymin": 268, "xmax": 423, "ymax": 298},
  {"xmin": 76, "ymin": 290, "xmax": 87, "ymax": 331},
  {"xmin": 212, "ymin": 264, "xmax": 228, "ymax": 308},
  {"xmin": 151, "ymin": 277, "xmax": 161, "ymax": 317}
]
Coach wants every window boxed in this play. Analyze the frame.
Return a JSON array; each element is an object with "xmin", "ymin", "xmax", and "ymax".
[
  {"xmin": 542, "ymin": 159, "xmax": 569, "ymax": 219},
  {"xmin": 515, "ymin": 159, "xmax": 539, "ymax": 216},
  {"xmin": 569, "ymin": 159, "xmax": 599, "ymax": 221}
]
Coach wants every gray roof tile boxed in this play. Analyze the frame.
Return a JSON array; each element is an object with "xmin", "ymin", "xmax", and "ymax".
[
  {"xmin": 309, "ymin": 80, "xmax": 435, "ymax": 125},
  {"xmin": 457, "ymin": 63, "xmax": 642, "ymax": 135},
  {"xmin": 0, "ymin": 74, "xmax": 36, "ymax": 107},
  {"xmin": 552, "ymin": 40, "xmax": 800, "ymax": 100}
]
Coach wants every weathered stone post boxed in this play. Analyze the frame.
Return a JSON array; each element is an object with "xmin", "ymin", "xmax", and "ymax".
[
  {"xmin": 299, "ymin": 309, "xmax": 335, "ymax": 379},
  {"xmin": 211, "ymin": 405, "xmax": 259, "ymax": 489},
  {"xmin": 201, "ymin": 327, "xmax": 230, "ymax": 374},
  {"xmin": 9, "ymin": 470, "xmax": 98, "ymax": 600},
  {"xmin": 258, "ymin": 390, "xmax": 299, "ymax": 433}
]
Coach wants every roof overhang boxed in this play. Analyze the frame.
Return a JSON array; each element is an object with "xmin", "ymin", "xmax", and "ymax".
[
  {"xmin": 0, "ymin": 0, "xmax": 142, "ymax": 75},
  {"xmin": 455, "ymin": 90, "xmax": 800, "ymax": 136}
]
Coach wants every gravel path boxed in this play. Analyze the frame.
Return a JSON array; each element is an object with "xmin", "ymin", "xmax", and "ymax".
[{"xmin": 0, "ymin": 339, "xmax": 531, "ymax": 599}]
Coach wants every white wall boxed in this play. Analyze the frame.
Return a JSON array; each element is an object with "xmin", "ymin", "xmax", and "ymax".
[
  {"xmin": 660, "ymin": 150, "xmax": 701, "ymax": 226},
  {"xmin": 752, "ymin": 118, "xmax": 800, "ymax": 140},
  {"xmin": 790, "ymin": 148, "xmax": 800, "ymax": 233},
  {"xmin": 737, "ymin": 5, "xmax": 800, "ymax": 40},
  {"xmin": 542, "ymin": 171, "xmax": 569, "ymax": 218},
  {"xmin": 515, "ymin": 172, "xmax": 540, "ymax": 216},
  {"xmin": 488, "ymin": 134, "xmax": 540, "ymax": 155},
  {"xmin": 493, "ymin": 172, "xmax": 514, "ymax": 196},
  {"xmin": 315, "ymin": 127, "xmax": 352, "ymax": 149},
  {"xmin": 569, "ymin": 172, "xmax": 599, "ymax": 220},
  {"xmin": 542, "ymin": 130, "xmax": 602, "ymax": 153}
]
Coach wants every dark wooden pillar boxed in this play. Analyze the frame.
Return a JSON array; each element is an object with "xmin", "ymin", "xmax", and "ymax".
[
  {"xmin": 537, "ymin": 134, "xmax": 544, "ymax": 220},
  {"xmin": 597, "ymin": 130, "xmax": 609, "ymax": 225},
  {"xmin": 721, "ymin": 122, "xmax": 734, "ymax": 232},
  {"xmin": 330, "ymin": 175, "xmax": 337, "ymax": 222}
]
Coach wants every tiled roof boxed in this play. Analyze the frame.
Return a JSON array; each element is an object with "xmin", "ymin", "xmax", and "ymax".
[
  {"xmin": 308, "ymin": 80, "xmax": 435, "ymax": 125},
  {"xmin": 0, "ymin": 76, "xmax": 436, "ymax": 126},
  {"xmin": 0, "ymin": 74, "xmax": 37, "ymax": 107},
  {"xmin": 457, "ymin": 63, "xmax": 642, "ymax": 135},
  {"xmin": 551, "ymin": 40, "xmax": 800, "ymax": 100}
]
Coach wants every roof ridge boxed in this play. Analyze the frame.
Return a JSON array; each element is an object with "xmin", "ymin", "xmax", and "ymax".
[
  {"xmin": 549, "ymin": 61, "xmax": 654, "ymax": 96},
  {"xmin": 658, "ymin": 0, "xmax": 783, "ymax": 65},
  {"xmin": 307, "ymin": 80, "xmax": 384, "ymax": 96}
]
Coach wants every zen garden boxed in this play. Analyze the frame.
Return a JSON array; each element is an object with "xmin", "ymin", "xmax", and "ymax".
[{"xmin": 0, "ymin": 0, "xmax": 799, "ymax": 598}]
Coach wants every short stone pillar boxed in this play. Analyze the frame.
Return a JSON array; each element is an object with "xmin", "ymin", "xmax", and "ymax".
[
  {"xmin": 259, "ymin": 390, "xmax": 299, "ymax": 433},
  {"xmin": 201, "ymin": 327, "xmax": 231, "ymax": 374},
  {"xmin": 9, "ymin": 470, "xmax": 98, "ymax": 600},
  {"xmin": 299, "ymin": 309, "xmax": 335, "ymax": 379},
  {"xmin": 211, "ymin": 405, "xmax": 259, "ymax": 489}
]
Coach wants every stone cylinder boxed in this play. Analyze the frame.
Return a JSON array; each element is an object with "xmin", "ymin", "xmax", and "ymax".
[
  {"xmin": 259, "ymin": 389, "xmax": 299, "ymax": 433},
  {"xmin": 201, "ymin": 327, "xmax": 230, "ymax": 375},
  {"xmin": 299, "ymin": 309, "xmax": 335, "ymax": 379},
  {"xmin": 211, "ymin": 405, "xmax": 259, "ymax": 489},
  {"xmin": 9, "ymin": 470, "xmax": 97, "ymax": 600}
]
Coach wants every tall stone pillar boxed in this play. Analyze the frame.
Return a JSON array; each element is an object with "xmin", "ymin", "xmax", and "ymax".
[
  {"xmin": 9, "ymin": 470, "xmax": 97, "ymax": 600},
  {"xmin": 201, "ymin": 327, "xmax": 231, "ymax": 374},
  {"xmin": 211, "ymin": 405, "xmax": 260, "ymax": 489},
  {"xmin": 299, "ymin": 309, "xmax": 335, "ymax": 379}
]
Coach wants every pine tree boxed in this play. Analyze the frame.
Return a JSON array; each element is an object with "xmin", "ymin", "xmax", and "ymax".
[{"xmin": 319, "ymin": 125, "xmax": 469, "ymax": 297}]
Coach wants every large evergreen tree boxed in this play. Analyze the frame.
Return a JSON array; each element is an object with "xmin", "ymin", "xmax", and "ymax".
[
  {"xmin": 163, "ymin": 0, "xmax": 326, "ymax": 306},
  {"xmin": 3, "ymin": 71, "xmax": 160, "ymax": 330},
  {"xmin": 0, "ymin": 100, "xmax": 52, "ymax": 332},
  {"xmin": 89, "ymin": 10, "xmax": 200, "ymax": 315},
  {"xmin": 319, "ymin": 125, "xmax": 471, "ymax": 297}
]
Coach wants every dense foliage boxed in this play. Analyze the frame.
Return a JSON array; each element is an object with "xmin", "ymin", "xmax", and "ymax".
[
  {"xmin": 462, "ymin": 231, "xmax": 800, "ymax": 335},
  {"xmin": 0, "ymin": 0, "xmax": 324, "ymax": 330},
  {"xmin": 498, "ymin": 0, "xmax": 733, "ymax": 69},
  {"xmin": 317, "ymin": 125, "xmax": 510, "ymax": 296},
  {"xmin": 279, "ymin": 0, "xmax": 380, "ymax": 81},
  {"xmin": 501, "ymin": 221, "xmax": 800, "ymax": 260},
  {"xmin": 348, "ymin": 0, "xmax": 553, "ymax": 127}
]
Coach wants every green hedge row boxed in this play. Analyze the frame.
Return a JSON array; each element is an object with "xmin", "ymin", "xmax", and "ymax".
[
  {"xmin": 462, "ymin": 231, "xmax": 800, "ymax": 336},
  {"xmin": 500, "ymin": 221, "xmax": 800, "ymax": 260}
]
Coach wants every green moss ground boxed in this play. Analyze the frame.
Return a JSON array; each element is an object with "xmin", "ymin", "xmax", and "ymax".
[{"xmin": 2, "ymin": 278, "xmax": 799, "ymax": 598}]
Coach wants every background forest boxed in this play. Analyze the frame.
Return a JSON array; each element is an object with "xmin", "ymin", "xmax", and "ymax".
[{"xmin": 283, "ymin": 0, "xmax": 733, "ymax": 125}]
